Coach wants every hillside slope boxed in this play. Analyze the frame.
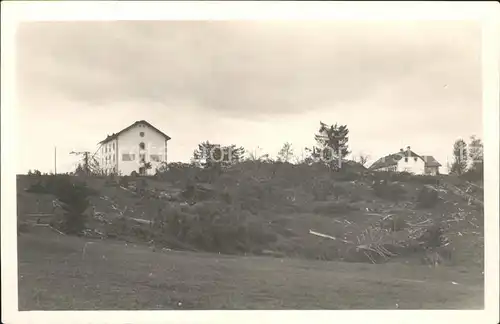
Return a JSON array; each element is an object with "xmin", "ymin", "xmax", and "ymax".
[{"xmin": 17, "ymin": 163, "xmax": 484, "ymax": 265}]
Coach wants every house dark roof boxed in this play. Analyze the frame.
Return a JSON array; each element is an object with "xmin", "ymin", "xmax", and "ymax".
[
  {"xmin": 421, "ymin": 155, "xmax": 442, "ymax": 167},
  {"xmin": 369, "ymin": 150, "xmax": 424, "ymax": 170},
  {"xmin": 98, "ymin": 120, "xmax": 171, "ymax": 144}
]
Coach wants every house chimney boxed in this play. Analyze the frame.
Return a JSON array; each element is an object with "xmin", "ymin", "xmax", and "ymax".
[
  {"xmin": 400, "ymin": 148, "xmax": 404, "ymax": 152},
  {"xmin": 407, "ymin": 146, "xmax": 410, "ymax": 150}
]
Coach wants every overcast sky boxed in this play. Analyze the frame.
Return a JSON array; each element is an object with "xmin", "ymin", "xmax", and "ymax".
[{"xmin": 16, "ymin": 21, "xmax": 482, "ymax": 174}]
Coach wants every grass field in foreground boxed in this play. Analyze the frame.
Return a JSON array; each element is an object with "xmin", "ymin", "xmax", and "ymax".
[{"xmin": 18, "ymin": 230, "xmax": 484, "ymax": 310}]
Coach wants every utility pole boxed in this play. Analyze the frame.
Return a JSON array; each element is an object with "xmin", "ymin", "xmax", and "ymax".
[{"xmin": 54, "ymin": 146, "xmax": 57, "ymax": 175}]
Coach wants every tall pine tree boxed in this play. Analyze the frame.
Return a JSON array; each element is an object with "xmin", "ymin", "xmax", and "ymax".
[
  {"xmin": 468, "ymin": 135, "xmax": 483, "ymax": 173},
  {"xmin": 313, "ymin": 122, "xmax": 350, "ymax": 170},
  {"xmin": 450, "ymin": 139, "xmax": 468, "ymax": 175},
  {"xmin": 192, "ymin": 141, "xmax": 245, "ymax": 169}
]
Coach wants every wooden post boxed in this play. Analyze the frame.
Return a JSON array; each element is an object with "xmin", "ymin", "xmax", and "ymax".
[{"xmin": 54, "ymin": 146, "xmax": 57, "ymax": 174}]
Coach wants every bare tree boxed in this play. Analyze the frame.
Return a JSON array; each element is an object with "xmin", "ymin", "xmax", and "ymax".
[
  {"xmin": 277, "ymin": 142, "xmax": 294, "ymax": 163},
  {"xmin": 356, "ymin": 153, "xmax": 370, "ymax": 166},
  {"xmin": 247, "ymin": 146, "xmax": 270, "ymax": 162}
]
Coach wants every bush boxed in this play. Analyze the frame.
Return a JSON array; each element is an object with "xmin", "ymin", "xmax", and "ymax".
[
  {"xmin": 54, "ymin": 178, "xmax": 90, "ymax": 235},
  {"xmin": 140, "ymin": 201, "xmax": 279, "ymax": 254},
  {"xmin": 332, "ymin": 170, "xmax": 361, "ymax": 182},
  {"xmin": 119, "ymin": 176, "xmax": 130, "ymax": 188},
  {"xmin": 379, "ymin": 215, "xmax": 408, "ymax": 232},
  {"xmin": 25, "ymin": 181, "xmax": 47, "ymax": 194},
  {"xmin": 460, "ymin": 168, "xmax": 483, "ymax": 182},
  {"xmin": 371, "ymin": 180, "xmax": 406, "ymax": 201},
  {"xmin": 27, "ymin": 169, "xmax": 42, "ymax": 176},
  {"xmin": 371, "ymin": 171, "xmax": 439, "ymax": 185},
  {"xmin": 313, "ymin": 201, "xmax": 356, "ymax": 215},
  {"xmin": 417, "ymin": 185, "xmax": 439, "ymax": 208},
  {"xmin": 311, "ymin": 180, "xmax": 332, "ymax": 201},
  {"xmin": 417, "ymin": 224, "xmax": 445, "ymax": 248},
  {"xmin": 411, "ymin": 175, "xmax": 440, "ymax": 185}
]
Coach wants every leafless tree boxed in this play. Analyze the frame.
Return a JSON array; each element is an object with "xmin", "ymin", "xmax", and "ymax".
[{"xmin": 356, "ymin": 153, "xmax": 370, "ymax": 166}]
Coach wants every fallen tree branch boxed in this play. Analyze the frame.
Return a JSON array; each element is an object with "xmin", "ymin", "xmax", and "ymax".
[
  {"xmin": 445, "ymin": 184, "xmax": 484, "ymax": 207},
  {"xmin": 119, "ymin": 186, "xmax": 138, "ymax": 196},
  {"xmin": 33, "ymin": 223, "xmax": 66, "ymax": 236},
  {"xmin": 309, "ymin": 229, "xmax": 353, "ymax": 244}
]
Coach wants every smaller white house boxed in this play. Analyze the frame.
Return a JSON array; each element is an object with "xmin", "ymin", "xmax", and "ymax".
[
  {"xmin": 98, "ymin": 120, "xmax": 171, "ymax": 176},
  {"xmin": 369, "ymin": 146, "xmax": 441, "ymax": 175}
]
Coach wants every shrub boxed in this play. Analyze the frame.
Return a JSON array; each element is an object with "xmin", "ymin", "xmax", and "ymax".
[
  {"xmin": 313, "ymin": 201, "xmax": 356, "ymax": 215},
  {"xmin": 460, "ymin": 168, "xmax": 483, "ymax": 182},
  {"xmin": 309, "ymin": 179, "xmax": 347, "ymax": 201},
  {"xmin": 371, "ymin": 180, "xmax": 406, "ymax": 201},
  {"xmin": 54, "ymin": 178, "xmax": 90, "ymax": 235},
  {"xmin": 417, "ymin": 224, "xmax": 444, "ymax": 248},
  {"xmin": 27, "ymin": 169, "xmax": 42, "ymax": 176},
  {"xmin": 119, "ymin": 176, "xmax": 130, "ymax": 188},
  {"xmin": 311, "ymin": 180, "xmax": 331, "ymax": 201},
  {"xmin": 25, "ymin": 180, "xmax": 47, "ymax": 194},
  {"xmin": 379, "ymin": 215, "xmax": 408, "ymax": 232},
  {"xmin": 416, "ymin": 185, "xmax": 439, "ymax": 208},
  {"xmin": 332, "ymin": 170, "xmax": 361, "ymax": 182},
  {"xmin": 149, "ymin": 201, "xmax": 278, "ymax": 254}
]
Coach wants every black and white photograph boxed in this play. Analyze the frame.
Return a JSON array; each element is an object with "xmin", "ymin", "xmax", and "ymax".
[{"xmin": 2, "ymin": 2, "xmax": 499, "ymax": 324}]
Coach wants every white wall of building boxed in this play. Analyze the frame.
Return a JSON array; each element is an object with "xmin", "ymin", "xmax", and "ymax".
[
  {"xmin": 396, "ymin": 154, "xmax": 426, "ymax": 174},
  {"xmin": 99, "ymin": 123, "xmax": 168, "ymax": 176},
  {"xmin": 118, "ymin": 123, "xmax": 167, "ymax": 176},
  {"xmin": 425, "ymin": 166, "xmax": 439, "ymax": 176},
  {"xmin": 100, "ymin": 139, "xmax": 118, "ymax": 174}
]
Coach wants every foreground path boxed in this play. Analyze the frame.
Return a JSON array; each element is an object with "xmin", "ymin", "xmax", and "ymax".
[{"xmin": 18, "ymin": 232, "xmax": 483, "ymax": 310}]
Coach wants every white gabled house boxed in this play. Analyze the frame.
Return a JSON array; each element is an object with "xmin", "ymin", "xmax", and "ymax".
[
  {"xmin": 98, "ymin": 120, "xmax": 171, "ymax": 176},
  {"xmin": 369, "ymin": 146, "xmax": 441, "ymax": 176}
]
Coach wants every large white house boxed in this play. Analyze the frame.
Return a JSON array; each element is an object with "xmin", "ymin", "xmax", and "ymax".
[
  {"xmin": 369, "ymin": 146, "xmax": 442, "ymax": 176},
  {"xmin": 98, "ymin": 120, "xmax": 171, "ymax": 176}
]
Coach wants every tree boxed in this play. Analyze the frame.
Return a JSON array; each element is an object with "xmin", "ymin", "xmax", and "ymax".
[
  {"xmin": 74, "ymin": 163, "xmax": 86, "ymax": 176},
  {"xmin": 192, "ymin": 141, "xmax": 245, "ymax": 169},
  {"xmin": 247, "ymin": 146, "xmax": 269, "ymax": 162},
  {"xmin": 28, "ymin": 169, "xmax": 41, "ymax": 176},
  {"xmin": 450, "ymin": 139, "xmax": 468, "ymax": 175},
  {"xmin": 53, "ymin": 177, "xmax": 90, "ymax": 235},
  {"xmin": 355, "ymin": 153, "xmax": 370, "ymax": 166},
  {"xmin": 313, "ymin": 121, "xmax": 350, "ymax": 169},
  {"xmin": 277, "ymin": 142, "xmax": 294, "ymax": 163},
  {"xmin": 468, "ymin": 135, "xmax": 483, "ymax": 172},
  {"xmin": 139, "ymin": 162, "xmax": 152, "ymax": 175}
]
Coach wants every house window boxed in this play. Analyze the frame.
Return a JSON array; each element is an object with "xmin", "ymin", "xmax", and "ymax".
[
  {"xmin": 113, "ymin": 143, "xmax": 115, "ymax": 150},
  {"xmin": 122, "ymin": 154, "xmax": 135, "ymax": 161},
  {"xmin": 150, "ymin": 154, "xmax": 162, "ymax": 162},
  {"xmin": 404, "ymin": 157, "xmax": 408, "ymax": 162},
  {"xmin": 139, "ymin": 153, "xmax": 146, "ymax": 163},
  {"xmin": 139, "ymin": 142, "xmax": 145, "ymax": 150},
  {"xmin": 140, "ymin": 132, "xmax": 145, "ymax": 137},
  {"xmin": 414, "ymin": 157, "xmax": 418, "ymax": 162}
]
